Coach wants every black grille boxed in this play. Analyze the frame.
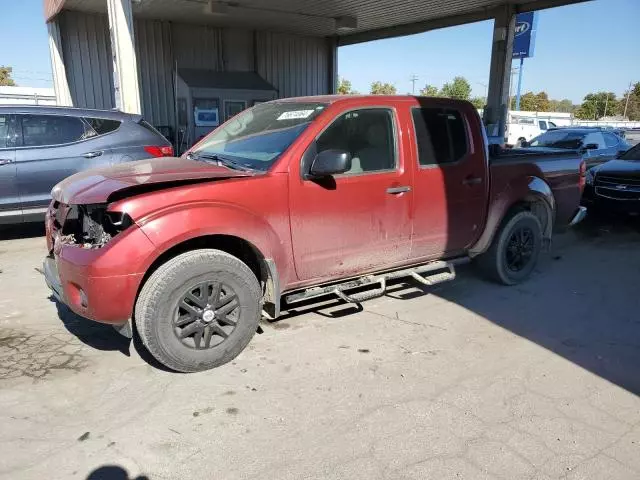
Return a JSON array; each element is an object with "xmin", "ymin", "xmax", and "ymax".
[{"xmin": 595, "ymin": 175, "xmax": 640, "ymax": 200}]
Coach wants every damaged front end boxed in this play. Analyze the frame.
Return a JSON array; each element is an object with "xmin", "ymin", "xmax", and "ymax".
[{"xmin": 52, "ymin": 202, "xmax": 133, "ymax": 249}]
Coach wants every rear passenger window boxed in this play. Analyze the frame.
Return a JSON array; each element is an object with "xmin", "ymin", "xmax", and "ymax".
[
  {"xmin": 21, "ymin": 114, "xmax": 86, "ymax": 147},
  {"xmin": 603, "ymin": 133, "xmax": 619, "ymax": 148},
  {"xmin": 84, "ymin": 117, "xmax": 121, "ymax": 136},
  {"xmin": 412, "ymin": 107, "xmax": 468, "ymax": 166}
]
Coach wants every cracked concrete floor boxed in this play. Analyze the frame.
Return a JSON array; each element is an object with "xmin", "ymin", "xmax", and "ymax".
[{"xmin": 1, "ymin": 217, "xmax": 639, "ymax": 480}]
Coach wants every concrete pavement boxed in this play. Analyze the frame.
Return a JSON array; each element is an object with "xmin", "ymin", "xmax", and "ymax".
[{"xmin": 1, "ymin": 217, "xmax": 639, "ymax": 480}]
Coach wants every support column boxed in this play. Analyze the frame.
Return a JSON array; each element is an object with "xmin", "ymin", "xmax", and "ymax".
[
  {"xmin": 484, "ymin": 5, "xmax": 516, "ymax": 139},
  {"xmin": 47, "ymin": 19, "xmax": 73, "ymax": 106},
  {"xmin": 107, "ymin": 0, "xmax": 141, "ymax": 114},
  {"xmin": 327, "ymin": 36, "xmax": 338, "ymax": 94}
]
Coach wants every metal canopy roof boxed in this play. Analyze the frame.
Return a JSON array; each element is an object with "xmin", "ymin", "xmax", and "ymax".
[{"xmin": 50, "ymin": 0, "xmax": 589, "ymax": 44}]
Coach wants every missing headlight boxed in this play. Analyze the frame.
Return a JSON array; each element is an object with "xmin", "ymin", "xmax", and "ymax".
[{"xmin": 61, "ymin": 204, "xmax": 133, "ymax": 248}]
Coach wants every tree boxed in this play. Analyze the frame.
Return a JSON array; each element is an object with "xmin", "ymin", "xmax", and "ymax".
[
  {"xmin": 440, "ymin": 76, "xmax": 472, "ymax": 100},
  {"xmin": 549, "ymin": 99, "xmax": 575, "ymax": 113},
  {"xmin": 618, "ymin": 82, "xmax": 640, "ymax": 121},
  {"xmin": 575, "ymin": 92, "xmax": 619, "ymax": 120},
  {"xmin": 0, "ymin": 66, "xmax": 17, "ymax": 86},
  {"xmin": 337, "ymin": 77, "xmax": 356, "ymax": 95},
  {"xmin": 370, "ymin": 81, "xmax": 396, "ymax": 95},
  {"xmin": 470, "ymin": 97, "xmax": 486, "ymax": 109},
  {"xmin": 510, "ymin": 91, "xmax": 554, "ymax": 112},
  {"xmin": 419, "ymin": 84, "xmax": 439, "ymax": 97}
]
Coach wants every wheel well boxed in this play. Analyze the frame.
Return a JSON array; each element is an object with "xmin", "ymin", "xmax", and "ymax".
[
  {"xmin": 509, "ymin": 198, "xmax": 552, "ymax": 237},
  {"xmin": 138, "ymin": 235, "xmax": 267, "ymax": 301}
]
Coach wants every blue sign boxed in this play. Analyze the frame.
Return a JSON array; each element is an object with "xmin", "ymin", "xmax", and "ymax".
[{"xmin": 512, "ymin": 12, "xmax": 538, "ymax": 59}]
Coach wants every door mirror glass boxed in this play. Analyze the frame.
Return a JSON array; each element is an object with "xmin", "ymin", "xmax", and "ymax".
[
  {"xmin": 309, "ymin": 149, "xmax": 352, "ymax": 177},
  {"xmin": 583, "ymin": 143, "xmax": 599, "ymax": 151}
]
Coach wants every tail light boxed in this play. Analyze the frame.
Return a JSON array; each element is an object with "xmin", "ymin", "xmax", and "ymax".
[
  {"xmin": 144, "ymin": 145, "xmax": 174, "ymax": 157},
  {"xmin": 578, "ymin": 160, "xmax": 586, "ymax": 191}
]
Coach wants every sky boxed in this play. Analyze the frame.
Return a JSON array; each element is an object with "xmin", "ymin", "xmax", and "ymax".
[{"xmin": 1, "ymin": 0, "xmax": 639, "ymax": 104}]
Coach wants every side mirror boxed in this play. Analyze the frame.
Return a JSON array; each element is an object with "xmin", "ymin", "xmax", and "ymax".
[
  {"xmin": 583, "ymin": 143, "xmax": 599, "ymax": 151},
  {"xmin": 520, "ymin": 140, "xmax": 530, "ymax": 148},
  {"xmin": 308, "ymin": 149, "xmax": 351, "ymax": 178}
]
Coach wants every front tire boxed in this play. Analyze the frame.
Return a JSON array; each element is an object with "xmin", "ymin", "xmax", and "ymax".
[
  {"xmin": 135, "ymin": 249, "xmax": 262, "ymax": 372},
  {"xmin": 476, "ymin": 210, "xmax": 543, "ymax": 285}
]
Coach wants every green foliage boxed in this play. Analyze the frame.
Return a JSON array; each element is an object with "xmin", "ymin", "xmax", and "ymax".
[
  {"xmin": 337, "ymin": 77, "xmax": 356, "ymax": 95},
  {"xmin": 618, "ymin": 82, "xmax": 640, "ymax": 121},
  {"xmin": 370, "ymin": 81, "xmax": 397, "ymax": 95},
  {"xmin": 0, "ymin": 66, "xmax": 17, "ymax": 86},
  {"xmin": 419, "ymin": 84, "xmax": 440, "ymax": 97},
  {"xmin": 470, "ymin": 97, "xmax": 486, "ymax": 109},
  {"xmin": 440, "ymin": 76, "xmax": 472, "ymax": 100},
  {"xmin": 510, "ymin": 91, "xmax": 553, "ymax": 112},
  {"xmin": 574, "ymin": 92, "xmax": 619, "ymax": 120}
]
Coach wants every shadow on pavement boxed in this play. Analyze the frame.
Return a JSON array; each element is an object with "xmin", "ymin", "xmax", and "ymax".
[
  {"xmin": 0, "ymin": 223, "xmax": 45, "ymax": 240},
  {"xmin": 86, "ymin": 465, "xmax": 149, "ymax": 480},
  {"xmin": 49, "ymin": 297, "xmax": 131, "ymax": 356},
  {"xmin": 433, "ymin": 214, "xmax": 640, "ymax": 395},
  {"xmin": 273, "ymin": 214, "xmax": 640, "ymax": 396}
]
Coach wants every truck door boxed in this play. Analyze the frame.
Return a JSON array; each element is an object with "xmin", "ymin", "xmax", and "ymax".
[
  {"xmin": 289, "ymin": 106, "xmax": 413, "ymax": 282},
  {"xmin": 409, "ymin": 103, "xmax": 488, "ymax": 258}
]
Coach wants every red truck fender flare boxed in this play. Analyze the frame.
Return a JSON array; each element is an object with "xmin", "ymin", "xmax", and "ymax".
[
  {"xmin": 135, "ymin": 202, "xmax": 291, "ymax": 286},
  {"xmin": 469, "ymin": 175, "xmax": 555, "ymax": 257}
]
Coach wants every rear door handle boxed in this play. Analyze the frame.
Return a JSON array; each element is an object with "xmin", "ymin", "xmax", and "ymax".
[
  {"xmin": 386, "ymin": 186, "xmax": 411, "ymax": 194},
  {"xmin": 0, "ymin": 159, "xmax": 14, "ymax": 166},
  {"xmin": 462, "ymin": 176, "xmax": 483, "ymax": 186},
  {"xmin": 83, "ymin": 151, "xmax": 103, "ymax": 158}
]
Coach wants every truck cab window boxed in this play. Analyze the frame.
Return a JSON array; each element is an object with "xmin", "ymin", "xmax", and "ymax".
[
  {"xmin": 412, "ymin": 107, "xmax": 468, "ymax": 166},
  {"xmin": 316, "ymin": 108, "xmax": 395, "ymax": 174},
  {"xmin": 0, "ymin": 115, "xmax": 8, "ymax": 148}
]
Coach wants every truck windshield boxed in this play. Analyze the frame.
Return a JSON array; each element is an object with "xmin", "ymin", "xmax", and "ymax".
[
  {"xmin": 189, "ymin": 102, "xmax": 327, "ymax": 171},
  {"xmin": 528, "ymin": 130, "xmax": 586, "ymax": 149}
]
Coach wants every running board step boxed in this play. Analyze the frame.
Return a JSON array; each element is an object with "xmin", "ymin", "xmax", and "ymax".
[{"xmin": 284, "ymin": 259, "xmax": 465, "ymax": 305}]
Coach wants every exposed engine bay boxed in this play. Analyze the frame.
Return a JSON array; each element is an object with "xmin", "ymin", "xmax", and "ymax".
[{"xmin": 53, "ymin": 202, "xmax": 132, "ymax": 249}]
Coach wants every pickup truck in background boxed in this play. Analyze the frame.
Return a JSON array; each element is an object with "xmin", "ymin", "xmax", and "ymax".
[
  {"xmin": 43, "ymin": 96, "xmax": 587, "ymax": 372},
  {"xmin": 506, "ymin": 116, "xmax": 556, "ymax": 147}
]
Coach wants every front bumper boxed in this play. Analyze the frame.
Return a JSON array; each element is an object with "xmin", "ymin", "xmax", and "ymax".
[
  {"xmin": 568, "ymin": 206, "xmax": 587, "ymax": 226},
  {"xmin": 43, "ymin": 214, "xmax": 154, "ymax": 325}
]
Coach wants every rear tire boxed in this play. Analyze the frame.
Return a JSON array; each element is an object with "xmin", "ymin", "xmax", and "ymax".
[
  {"xmin": 476, "ymin": 210, "xmax": 542, "ymax": 285},
  {"xmin": 135, "ymin": 249, "xmax": 262, "ymax": 372}
]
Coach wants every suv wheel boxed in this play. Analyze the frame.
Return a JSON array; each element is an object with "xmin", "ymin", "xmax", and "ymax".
[
  {"xmin": 476, "ymin": 210, "xmax": 542, "ymax": 285},
  {"xmin": 135, "ymin": 249, "xmax": 262, "ymax": 372}
]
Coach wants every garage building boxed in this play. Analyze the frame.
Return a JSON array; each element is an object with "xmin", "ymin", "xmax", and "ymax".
[{"xmin": 44, "ymin": 0, "xmax": 587, "ymax": 150}]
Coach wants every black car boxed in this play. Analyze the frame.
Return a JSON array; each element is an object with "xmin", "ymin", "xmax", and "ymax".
[
  {"xmin": 582, "ymin": 142, "xmax": 640, "ymax": 214},
  {"xmin": 523, "ymin": 127, "xmax": 632, "ymax": 169}
]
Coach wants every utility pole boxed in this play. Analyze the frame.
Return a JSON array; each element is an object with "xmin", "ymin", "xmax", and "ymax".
[
  {"xmin": 623, "ymin": 81, "xmax": 633, "ymax": 118},
  {"xmin": 410, "ymin": 74, "xmax": 419, "ymax": 95}
]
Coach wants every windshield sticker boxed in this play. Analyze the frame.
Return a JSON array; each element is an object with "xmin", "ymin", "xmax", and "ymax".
[{"xmin": 277, "ymin": 110, "xmax": 315, "ymax": 120}]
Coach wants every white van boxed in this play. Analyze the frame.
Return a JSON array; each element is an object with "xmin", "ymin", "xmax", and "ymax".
[{"xmin": 506, "ymin": 116, "xmax": 556, "ymax": 146}]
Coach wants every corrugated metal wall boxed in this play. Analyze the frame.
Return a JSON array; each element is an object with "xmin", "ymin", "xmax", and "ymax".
[
  {"xmin": 58, "ymin": 11, "xmax": 332, "ymax": 128},
  {"xmin": 256, "ymin": 31, "xmax": 330, "ymax": 98},
  {"xmin": 135, "ymin": 19, "xmax": 175, "ymax": 127},
  {"xmin": 171, "ymin": 23, "xmax": 223, "ymax": 70},
  {"xmin": 59, "ymin": 10, "xmax": 114, "ymax": 110}
]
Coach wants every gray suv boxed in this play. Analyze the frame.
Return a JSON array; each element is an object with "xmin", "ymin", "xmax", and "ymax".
[{"xmin": 0, "ymin": 106, "xmax": 172, "ymax": 225}]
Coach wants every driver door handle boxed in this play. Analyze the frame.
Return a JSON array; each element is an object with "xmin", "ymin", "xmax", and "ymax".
[
  {"xmin": 83, "ymin": 151, "xmax": 103, "ymax": 158},
  {"xmin": 0, "ymin": 159, "xmax": 14, "ymax": 166},
  {"xmin": 386, "ymin": 186, "xmax": 411, "ymax": 194}
]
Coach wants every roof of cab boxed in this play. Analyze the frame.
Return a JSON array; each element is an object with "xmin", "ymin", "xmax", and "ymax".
[{"xmin": 270, "ymin": 94, "xmax": 473, "ymax": 106}]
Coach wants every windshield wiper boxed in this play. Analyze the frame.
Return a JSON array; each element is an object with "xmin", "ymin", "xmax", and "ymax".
[{"xmin": 187, "ymin": 152, "xmax": 254, "ymax": 172}]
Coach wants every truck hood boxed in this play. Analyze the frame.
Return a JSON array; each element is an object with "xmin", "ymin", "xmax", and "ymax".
[
  {"xmin": 51, "ymin": 157, "xmax": 256, "ymax": 204},
  {"xmin": 595, "ymin": 159, "xmax": 640, "ymax": 178}
]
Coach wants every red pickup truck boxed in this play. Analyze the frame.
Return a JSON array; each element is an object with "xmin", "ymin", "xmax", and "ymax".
[{"xmin": 44, "ymin": 96, "xmax": 586, "ymax": 372}]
